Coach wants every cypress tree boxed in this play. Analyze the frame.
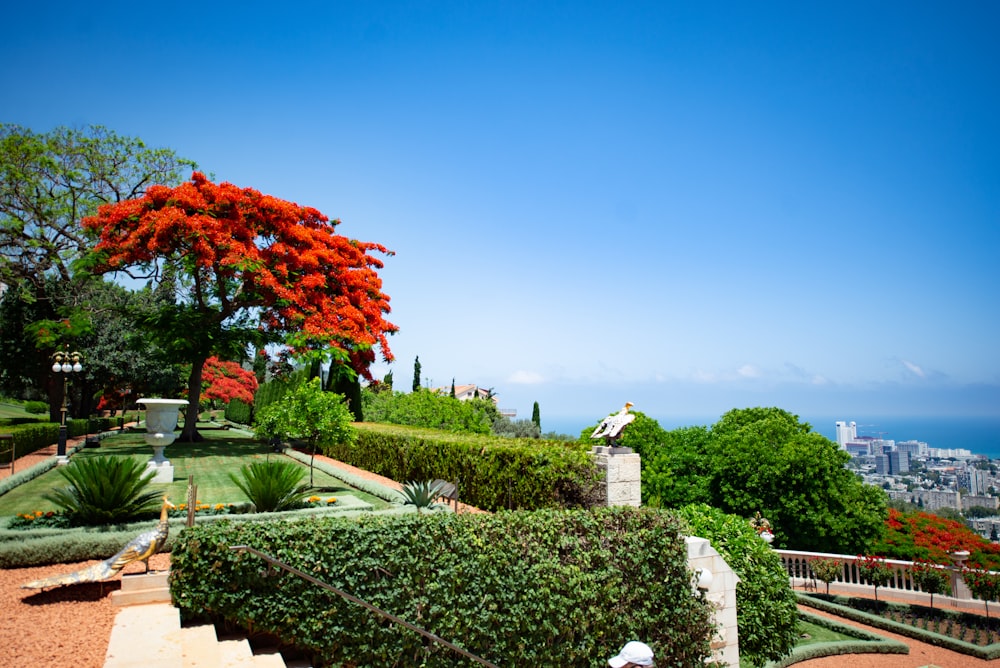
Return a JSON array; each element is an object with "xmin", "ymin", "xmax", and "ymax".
[
  {"xmin": 412, "ymin": 356, "xmax": 421, "ymax": 392},
  {"xmin": 532, "ymin": 401, "xmax": 541, "ymax": 429},
  {"xmin": 450, "ymin": 378, "xmax": 456, "ymax": 398}
]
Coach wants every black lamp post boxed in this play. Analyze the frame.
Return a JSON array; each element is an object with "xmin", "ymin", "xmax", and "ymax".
[{"xmin": 51, "ymin": 346, "xmax": 83, "ymax": 460}]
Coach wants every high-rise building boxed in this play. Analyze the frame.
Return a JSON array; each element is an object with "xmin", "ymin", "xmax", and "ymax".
[
  {"xmin": 889, "ymin": 450, "xmax": 910, "ymax": 475},
  {"xmin": 835, "ymin": 421, "xmax": 857, "ymax": 449}
]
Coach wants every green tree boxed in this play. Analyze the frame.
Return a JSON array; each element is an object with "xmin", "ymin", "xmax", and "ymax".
[
  {"xmin": 254, "ymin": 378, "xmax": 356, "ymax": 486},
  {"xmin": 531, "ymin": 401, "xmax": 540, "ymax": 430},
  {"xmin": 0, "ymin": 124, "xmax": 196, "ymax": 287},
  {"xmin": 412, "ymin": 355, "xmax": 422, "ymax": 392},
  {"xmin": 0, "ymin": 124, "xmax": 194, "ymax": 414}
]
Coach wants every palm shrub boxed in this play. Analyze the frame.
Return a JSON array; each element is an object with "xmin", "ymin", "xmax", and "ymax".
[
  {"xmin": 229, "ymin": 460, "xmax": 309, "ymax": 512},
  {"xmin": 44, "ymin": 455, "xmax": 161, "ymax": 525},
  {"xmin": 400, "ymin": 480, "xmax": 448, "ymax": 512}
]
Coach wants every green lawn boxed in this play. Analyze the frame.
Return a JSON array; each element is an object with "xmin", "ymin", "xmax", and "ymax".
[
  {"xmin": 0, "ymin": 429, "xmax": 389, "ymax": 515},
  {"xmin": 0, "ymin": 402, "xmax": 36, "ymax": 420},
  {"xmin": 794, "ymin": 619, "xmax": 859, "ymax": 646}
]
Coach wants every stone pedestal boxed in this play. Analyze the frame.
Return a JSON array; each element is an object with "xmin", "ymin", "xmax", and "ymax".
[
  {"xmin": 111, "ymin": 571, "xmax": 171, "ymax": 606},
  {"xmin": 688, "ymin": 536, "xmax": 741, "ymax": 667},
  {"xmin": 145, "ymin": 461, "xmax": 175, "ymax": 484},
  {"xmin": 591, "ymin": 446, "xmax": 641, "ymax": 507}
]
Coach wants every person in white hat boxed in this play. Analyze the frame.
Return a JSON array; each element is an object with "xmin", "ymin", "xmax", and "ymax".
[{"xmin": 607, "ymin": 640, "xmax": 655, "ymax": 667}]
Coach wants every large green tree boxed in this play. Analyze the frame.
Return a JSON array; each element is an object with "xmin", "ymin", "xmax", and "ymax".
[
  {"xmin": 613, "ymin": 407, "xmax": 887, "ymax": 554},
  {"xmin": 0, "ymin": 124, "xmax": 195, "ymax": 413},
  {"xmin": 0, "ymin": 124, "xmax": 196, "ymax": 287}
]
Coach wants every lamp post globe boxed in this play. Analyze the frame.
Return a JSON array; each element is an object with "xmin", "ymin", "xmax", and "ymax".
[{"xmin": 51, "ymin": 347, "xmax": 83, "ymax": 462}]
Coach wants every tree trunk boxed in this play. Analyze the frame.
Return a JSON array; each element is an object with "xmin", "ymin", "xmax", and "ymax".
[{"xmin": 180, "ymin": 357, "xmax": 206, "ymax": 442}]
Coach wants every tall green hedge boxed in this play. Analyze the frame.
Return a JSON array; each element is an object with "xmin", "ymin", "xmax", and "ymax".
[
  {"xmin": 0, "ymin": 423, "xmax": 59, "ymax": 464},
  {"xmin": 169, "ymin": 507, "xmax": 714, "ymax": 667},
  {"xmin": 324, "ymin": 424, "xmax": 603, "ymax": 511},
  {"xmin": 225, "ymin": 397, "xmax": 253, "ymax": 425}
]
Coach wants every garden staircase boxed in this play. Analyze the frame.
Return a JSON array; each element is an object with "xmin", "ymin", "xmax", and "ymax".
[{"xmin": 104, "ymin": 600, "xmax": 306, "ymax": 668}]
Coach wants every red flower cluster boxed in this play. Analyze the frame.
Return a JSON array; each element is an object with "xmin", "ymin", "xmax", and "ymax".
[
  {"xmin": 200, "ymin": 357, "xmax": 258, "ymax": 405},
  {"xmin": 875, "ymin": 508, "xmax": 1000, "ymax": 570}
]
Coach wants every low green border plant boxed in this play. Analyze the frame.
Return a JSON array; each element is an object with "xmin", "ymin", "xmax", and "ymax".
[
  {"xmin": 765, "ymin": 611, "xmax": 909, "ymax": 667},
  {"xmin": 797, "ymin": 592, "xmax": 1000, "ymax": 660}
]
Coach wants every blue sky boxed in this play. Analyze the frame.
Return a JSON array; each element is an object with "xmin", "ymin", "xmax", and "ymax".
[{"xmin": 4, "ymin": 2, "xmax": 999, "ymax": 427}]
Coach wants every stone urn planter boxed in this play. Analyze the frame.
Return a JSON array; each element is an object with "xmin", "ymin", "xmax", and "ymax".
[{"xmin": 137, "ymin": 398, "xmax": 188, "ymax": 483}]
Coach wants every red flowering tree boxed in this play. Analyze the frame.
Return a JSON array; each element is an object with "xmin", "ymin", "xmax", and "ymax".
[
  {"xmin": 199, "ymin": 357, "xmax": 259, "ymax": 406},
  {"xmin": 82, "ymin": 173, "xmax": 397, "ymax": 440},
  {"xmin": 874, "ymin": 508, "xmax": 1000, "ymax": 571}
]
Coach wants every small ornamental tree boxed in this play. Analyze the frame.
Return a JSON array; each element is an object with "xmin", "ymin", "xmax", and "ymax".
[
  {"xmin": 254, "ymin": 377, "xmax": 356, "ymax": 486},
  {"xmin": 856, "ymin": 554, "xmax": 894, "ymax": 602},
  {"xmin": 809, "ymin": 557, "xmax": 843, "ymax": 595},
  {"xmin": 910, "ymin": 560, "xmax": 950, "ymax": 609},
  {"xmin": 964, "ymin": 568, "xmax": 1000, "ymax": 618},
  {"xmin": 200, "ymin": 357, "xmax": 259, "ymax": 407},
  {"xmin": 83, "ymin": 173, "xmax": 396, "ymax": 441}
]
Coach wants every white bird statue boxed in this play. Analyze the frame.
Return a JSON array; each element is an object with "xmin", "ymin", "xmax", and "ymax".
[{"xmin": 590, "ymin": 402, "xmax": 636, "ymax": 445}]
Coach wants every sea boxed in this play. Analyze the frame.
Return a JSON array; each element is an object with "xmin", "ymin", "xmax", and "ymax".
[{"xmin": 543, "ymin": 415, "xmax": 1000, "ymax": 461}]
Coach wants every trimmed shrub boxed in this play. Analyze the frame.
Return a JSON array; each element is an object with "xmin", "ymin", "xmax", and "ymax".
[
  {"xmin": 169, "ymin": 507, "xmax": 714, "ymax": 667},
  {"xmin": 24, "ymin": 401, "xmax": 48, "ymax": 414},
  {"xmin": 677, "ymin": 503, "xmax": 799, "ymax": 667},
  {"xmin": 225, "ymin": 397, "xmax": 253, "ymax": 425},
  {"xmin": 326, "ymin": 423, "xmax": 603, "ymax": 511}
]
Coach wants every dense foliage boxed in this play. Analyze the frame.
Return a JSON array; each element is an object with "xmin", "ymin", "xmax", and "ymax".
[
  {"xmin": 43, "ymin": 456, "xmax": 161, "ymax": 525},
  {"xmin": 170, "ymin": 508, "xmax": 714, "ymax": 667},
  {"xmin": 83, "ymin": 172, "xmax": 397, "ymax": 440},
  {"xmin": 677, "ymin": 503, "xmax": 799, "ymax": 667},
  {"xmin": 362, "ymin": 388, "xmax": 493, "ymax": 434},
  {"xmin": 329, "ymin": 423, "xmax": 603, "ymax": 511},
  {"xmin": 874, "ymin": 507, "xmax": 1000, "ymax": 570},
  {"xmin": 618, "ymin": 407, "xmax": 887, "ymax": 554}
]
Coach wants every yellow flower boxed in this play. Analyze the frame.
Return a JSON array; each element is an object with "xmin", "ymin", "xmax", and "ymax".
[
  {"xmin": 34, "ymin": 510, "xmax": 43, "ymax": 516},
  {"xmin": 214, "ymin": 503, "xmax": 225, "ymax": 511},
  {"xmin": 326, "ymin": 497, "xmax": 337, "ymax": 504},
  {"xmin": 308, "ymin": 496, "xmax": 321, "ymax": 503}
]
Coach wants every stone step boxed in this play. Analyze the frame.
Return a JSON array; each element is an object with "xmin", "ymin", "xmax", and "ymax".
[
  {"xmin": 105, "ymin": 602, "xmax": 293, "ymax": 668},
  {"xmin": 105, "ymin": 602, "xmax": 183, "ymax": 668}
]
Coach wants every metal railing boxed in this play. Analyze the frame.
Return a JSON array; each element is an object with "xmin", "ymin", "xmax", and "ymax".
[{"xmin": 229, "ymin": 545, "xmax": 500, "ymax": 668}]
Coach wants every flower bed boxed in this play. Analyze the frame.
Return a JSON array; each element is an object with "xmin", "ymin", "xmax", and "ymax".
[{"xmin": 798, "ymin": 592, "xmax": 1000, "ymax": 659}]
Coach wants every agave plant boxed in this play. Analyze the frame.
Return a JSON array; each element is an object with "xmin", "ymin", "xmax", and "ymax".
[
  {"xmin": 399, "ymin": 480, "xmax": 448, "ymax": 512},
  {"xmin": 44, "ymin": 456, "xmax": 161, "ymax": 525},
  {"xmin": 229, "ymin": 460, "xmax": 310, "ymax": 512}
]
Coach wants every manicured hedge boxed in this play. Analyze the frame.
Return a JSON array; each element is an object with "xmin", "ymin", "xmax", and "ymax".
[
  {"xmin": 0, "ymin": 423, "xmax": 59, "ymax": 464},
  {"xmin": 322, "ymin": 423, "xmax": 603, "ymax": 511},
  {"xmin": 798, "ymin": 592, "xmax": 1000, "ymax": 660},
  {"xmin": 767, "ymin": 611, "xmax": 909, "ymax": 667},
  {"xmin": 169, "ymin": 507, "xmax": 714, "ymax": 667}
]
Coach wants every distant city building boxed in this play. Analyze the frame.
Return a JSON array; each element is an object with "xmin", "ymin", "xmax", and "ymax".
[
  {"xmin": 896, "ymin": 440, "xmax": 928, "ymax": 458},
  {"xmin": 874, "ymin": 454, "xmax": 890, "ymax": 475},
  {"xmin": 846, "ymin": 442, "xmax": 870, "ymax": 457},
  {"xmin": 928, "ymin": 447, "xmax": 975, "ymax": 460},
  {"xmin": 835, "ymin": 421, "xmax": 857, "ymax": 449},
  {"xmin": 963, "ymin": 467, "xmax": 990, "ymax": 495},
  {"xmin": 887, "ymin": 488, "xmax": 962, "ymax": 512},
  {"xmin": 889, "ymin": 450, "xmax": 909, "ymax": 475},
  {"xmin": 963, "ymin": 495, "xmax": 999, "ymax": 511}
]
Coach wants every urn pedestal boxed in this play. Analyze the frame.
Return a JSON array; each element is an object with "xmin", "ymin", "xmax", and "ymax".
[{"xmin": 137, "ymin": 398, "xmax": 188, "ymax": 483}]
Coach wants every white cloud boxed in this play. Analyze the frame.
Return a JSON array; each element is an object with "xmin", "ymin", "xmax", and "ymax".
[
  {"xmin": 737, "ymin": 364, "xmax": 762, "ymax": 379},
  {"xmin": 901, "ymin": 359, "xmax": 926, "ymax": 378},
  {"xmin": 508, "ymin": 370, "xmax": 545, "ymax": 385}
]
